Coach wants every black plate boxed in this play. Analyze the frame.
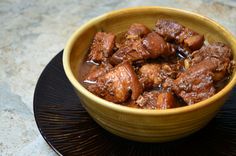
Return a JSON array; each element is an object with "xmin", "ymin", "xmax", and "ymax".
[{"xmin": 34, "ymin": 51, "xmax": 236, "ymax": 156}]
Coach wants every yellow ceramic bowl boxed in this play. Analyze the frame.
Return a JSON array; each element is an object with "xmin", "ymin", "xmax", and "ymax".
[{"xmin": 63, "ymin": 6, "xmax": 236, "ymax": 142}]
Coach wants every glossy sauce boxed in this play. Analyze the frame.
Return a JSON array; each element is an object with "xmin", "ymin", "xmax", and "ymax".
[{"xmin": 78, "ymin": 21, "xmax": 233, "ymax": 109}]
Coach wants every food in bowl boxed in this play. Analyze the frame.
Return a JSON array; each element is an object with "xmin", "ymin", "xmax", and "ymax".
[
  {"xmin": 64, "ymin": 7, "xmax": 236, "ymax": 142},
  {"xmin": 79, "ymin": 19, "xmax": 234, "ymax": 109}
]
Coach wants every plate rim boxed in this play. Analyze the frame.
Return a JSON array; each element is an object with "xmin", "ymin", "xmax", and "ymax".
[{"xmin": 33, "ymin": 51, "xmax": 63, "ymax": 156}]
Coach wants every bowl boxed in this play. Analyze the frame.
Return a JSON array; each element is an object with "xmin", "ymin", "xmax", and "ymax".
[{"xmin": 63, "ymin": 6, "xmax": 236, "ymax": 142}]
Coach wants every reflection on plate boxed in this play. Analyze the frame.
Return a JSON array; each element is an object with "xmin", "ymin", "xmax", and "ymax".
[{"xmin": 34, "ymin": 51, "xmax": 236, "ymax": 156}]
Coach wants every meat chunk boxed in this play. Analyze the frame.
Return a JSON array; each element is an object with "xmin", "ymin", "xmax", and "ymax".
[
  {"xmin": 136, "ymin": 91, "xmax": 176, "ymax": 109},
  {"xmin": 84, "ymin": 62, "xmax": 113, "ymax": 82},
  {"xmin": 87, "ymin": 62, "xmax": 142, "ymax": 103},
  {"xmin": 110, "ymin": 38, "xmax": 150, "ymax": 65},
  {"xmin": 142, "ymin": 32, "xmax": 175, "ymax": 57},
  {"xmin": 178, "ymin": 28, "xmax": 204, "ymax": 51},
  {"xmin": 138, "ymin": 64, "xmax": 162, "ymax": 89},
  {"xmin": 189, "ymin": 43, "xmax": 233, "ymax": 81},
  {"xmin": 155, "ymin": 19, "xmax": 204, "ymax": 51},
  {"xmin": 183, "ymin": 33, "xmax": 204, "ymax": 51},
  {"xmin": 157, "ymin": 92, "xmax": 177, "ymax": 109},
  {"xmin": 138, "ymin": 63, "xmax": 177, "ymax": 90},
  {"xmin": 127, "ymin": 23, "xmax": 151, "ymax": 38},
  {"xmin": 173, "ymin": 60, "xmax": 216, "ymax": 105},
  {"xmin": 155, "ymin": 19, "xmax": 183, "ymax": 41},
  {"xmin": 110, "ymin": 32, "xmax": 175, "ymax": 65},
  {"xmin": 175, "ymin": 43, "xmax": 233, "ymax": 104},
  {"xmin": 191, "ymin": 43, "xmax": 232, "ymax": 64},
  {"xmin": 82, "ymin": 21, "xmax": 234, "ymax": 109},
  {"xmin": 88, "ymin": 32, "xmax": 115, "ymax": 63}
]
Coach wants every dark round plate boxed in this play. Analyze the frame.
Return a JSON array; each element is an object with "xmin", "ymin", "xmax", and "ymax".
[{"xmin": 34, "ymin": 51, "xmax": 236, "ymax": 156}]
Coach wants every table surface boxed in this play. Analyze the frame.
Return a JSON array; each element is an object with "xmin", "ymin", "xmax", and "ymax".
[{"xmin": 0, "ymin": 0, "xmax": 236, "ymax": 155}]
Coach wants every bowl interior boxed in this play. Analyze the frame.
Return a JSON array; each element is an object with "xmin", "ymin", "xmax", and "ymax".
[{"xmin": 64, "ymin": 7, "xmax": 236, "ymax": 113}]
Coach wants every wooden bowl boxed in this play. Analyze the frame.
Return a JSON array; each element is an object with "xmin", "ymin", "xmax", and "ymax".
[{"xmin": 63, "ymin": 6, "xmax": 236, "ymax": 142}]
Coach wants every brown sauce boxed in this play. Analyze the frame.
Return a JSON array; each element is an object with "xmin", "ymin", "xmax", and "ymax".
[{"xmin": 77, "ymin": 19, "xmax": 234, "ymax": 109}]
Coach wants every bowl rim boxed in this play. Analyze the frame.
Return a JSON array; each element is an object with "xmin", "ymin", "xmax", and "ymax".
[{"xmin": 63, "ymin": 6, "xmax": 236, "ymax": 116}]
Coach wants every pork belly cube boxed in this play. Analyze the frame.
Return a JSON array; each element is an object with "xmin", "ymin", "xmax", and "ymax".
[
  {"xmin": 155, "ymin": 19, "xmax": 204, "ymax": 51},
  {"xmin": 88, "ymin": 32, "xmax": 115, "ymax": 63},
  {"xmin": 84, "ymin": 62, "xmax": 113, "ymax": 82},
  {"xmin": 110, "ymin": 24, "xmax": 150, "ymax": 65},
  {"xmin": 138, "ymin": 63, "xmax": 178, "ymax": 90},
  {"xmin": 191, "ymin": 43, "xmax": 232, "ymax": 66},
  {"xmin": 178, "ymin": 28, "xmax": 204, "ymax": 51},
  {"xmin": 155, "ymin": 19, "xmax": 183, "ymax": 41},
  {"xmin": 111, "ymin": 32, "xmax": 175, "ymax": 65},
  {"xmin": 138, "ymin": 64, "xmax": 162, "ymax": 89},
  {"xmin": 190, "ymin": 42, "xmax": 233, "ymax": 81},
  {"xmin": 142, "ymin": 32, "xmax": 175, "ymax": 57},
  {"xmin": 88, "ymin": 62, "xmax": 142, "ymax": 103},
  {"xmin": 126, "ymin": 23, "xmax": 151, "ymax": 38},
  {"xmin": 136, "ymin": 91, "xmax": 176, "ymax": 109},
  {"xmin": 173, "ymin": 60, "xmax": 216, "ymax": 105},
  {"xmin": 110, "ymin": 38, "xmax": 150, "ymax": 65}
]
